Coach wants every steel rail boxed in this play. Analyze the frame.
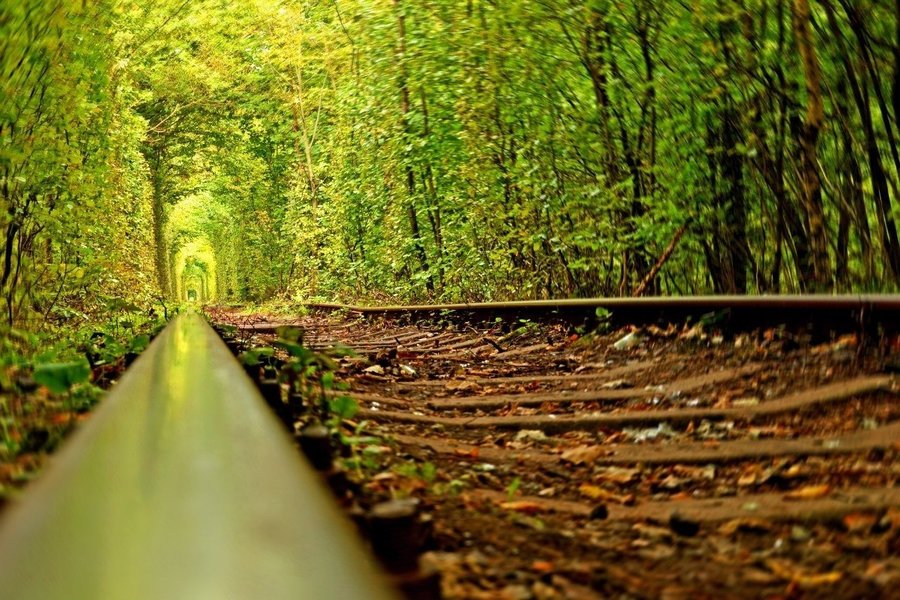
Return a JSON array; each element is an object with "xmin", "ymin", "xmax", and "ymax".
[
  {"xmin": 0, "ymin": 313, "xmax": 397, "ymax": 600},
  {"xmin": 306, "ymin": 294, "xmax": 900, "ymax": 330}
]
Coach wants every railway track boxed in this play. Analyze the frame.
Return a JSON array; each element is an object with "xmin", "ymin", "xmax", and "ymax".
[
  {"xmin": 0, "ymin": 314, "xmax": 398, "ymax": 600},
  {"xmin": 0, "ymin": 296, "xmax": 897, "ymax": 599},
  {"xmin": 216, "ymin": 296, "xmax": 900, "ymax": 599}
]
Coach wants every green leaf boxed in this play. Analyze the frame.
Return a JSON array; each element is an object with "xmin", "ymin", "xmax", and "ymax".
[
  {"xmin": 275, "ymin": 326, "xmax": 303, "ymax": 343},
  {"xmin": 33, "ymin": 360, "xmax": 91, "ymax": 394},
  {"xmin": 328, "ymin": 395, "xmax": 359, "ymax": 420},
  {"xmin": 274, "ymin": 340, "xmax": 310, "ymax": 359},
  {"xmin": 321, "ymin": 371, "xmax": 335, "ymax": 390},
  {"xmin": 239, "ymin": 347, "xmax": 274, "ymax": 366},
  {"xmin": 506, "ymin": 476, "xmax": 522, "ymax": 500},
  {"xmin": 128, "ymin": 334, "xmax": 150, "ymax": 354},
  {"xmin": 327, "ymin": 344, "xmax": 357, "ymax": 358}
]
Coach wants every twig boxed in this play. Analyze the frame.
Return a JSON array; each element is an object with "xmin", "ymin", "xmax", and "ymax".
[{"xmin": 633, "ymin": 219, "xmax": 691, "ymax": 297}]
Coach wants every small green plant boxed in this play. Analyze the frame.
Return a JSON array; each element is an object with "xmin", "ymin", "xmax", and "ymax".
[
  {"xmin": 506, "ymin": 476, "xmax": 522, "ymax": 500},
  {"xmin": 128, "ymin": 334, "xmax": 151, "ymax": 354},
  {"xmin": 338, "ymin": 420, "xmax": 383, "ymax": 475},
  {"xmin": 327, "ymin": 394, "xmax": 359, "ymax": 423},
  {"xmin": 239, "ymin": 347, "xmax": 275, "ymax": 366},
  {"xmin": 67, "ymin": 384, "xmax": 103, "ymax": 412},
  {"xmin": 394, "ymin": 460, "xmax": 438, "ymax": 484}
]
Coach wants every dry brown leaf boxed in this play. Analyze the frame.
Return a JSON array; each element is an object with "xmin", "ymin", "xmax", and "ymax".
[
  {"xmin": 794, "ymin": 571, "xmax": 843, "ymax": 589},
  {"xmin": 447, "ymin": 380, "xmax": 481, "ymax": 392},
  {"xmin": 717, "ymin": 518, "xmax": 773, "ymax": 536},
  {"xmin": 842, "ymin": 512, "xmax": 877, "ymax": 533},
  {"xmin": 531, "ymin": 560, "xmax": 554, "ymax": 573},
  {"xmin": 596, "ymin": 466, "xmax": 641, "ymax": 485},
  {"xmin": 578, "ymin": 483, "xmax": 635, "ymax": 505},
  {"xmin": 454, "ymin": 447, "xmax": 480, "ymax": 459},
  {"xmin": 561, "ymin": 445, "xmax": 606, "ymax": 465},
  {"xmin": 765, "ymin": 558, "xmax": 843, "ymax": 588},
  {"xmin": 579, "ymin": 484, "xmax": 606, "ymax": 499},
  {"xmin": 499, "ymin": 500, "xmax": 545, "ymax": 515},
  {"xmin": 784, "ymin": 484, "xmax": 831, "ymax": 501},
  {"xmin": 737, "ymin": 472, "xmax": 758, "ymax": 487}
]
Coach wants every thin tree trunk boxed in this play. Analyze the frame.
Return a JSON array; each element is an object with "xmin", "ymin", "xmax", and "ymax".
[
  {"xmin": 394, "ymin": 0, "xmax": 433, "ymax": 294},
  {"xmin": 835, "ymin": 78, "xmax": 875, "ymax": 284},
  {"xmin": 824, "ymin": 1, "xmax": 900, "ymax": 282},
  {"xmin": 150, "ymin": 148, "xmax": 170, "ymax": 297},
  {"xmin": 791, "ymin": 0, "xmax": 832, "ymax": 289}
]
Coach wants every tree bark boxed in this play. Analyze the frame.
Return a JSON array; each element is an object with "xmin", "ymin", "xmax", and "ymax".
[
  {"xmin": 150, "ymin": 148, "xmax": 170, "ymax": 298},
  {"xmin": 394, "ymin": 0, "xmax": 433, "ymax": 294},
  {"xmin": 791, "ymin": 0, "xmax": 832, "ymax": 289},
  {"xmin": 823, "ymin": 1, "xmax": 900, "ymax": 282}
]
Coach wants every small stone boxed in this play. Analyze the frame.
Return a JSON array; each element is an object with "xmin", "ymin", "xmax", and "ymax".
[
  {"xmin": 611, "ymin": 332, "xmax": 641, "ymax": 351},
  {"xmin": 668, "ymin": 512, "xmax": 700, "ymax": 537},
  {"xmin": 589, "ymin": 504, "xmax": 609, "ymax": 520}
]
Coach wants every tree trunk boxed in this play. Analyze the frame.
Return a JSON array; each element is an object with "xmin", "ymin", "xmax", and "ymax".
[
  {"xmin": 835, "ymin": 78, "xmax": 874, "ymax": 285},
  {"xmin": 394, "ymin": 0, "xmax": 433, "ymax": 294},
  {"xmin": 791, "ymin": 0, "xmax": 832, "ymax": 289},
  {"xmin": 824, "ymin": 1, "xmax": 900, "ymax": 282},
  {"xmin": 150, "ymin": 148, "xmax": 170, "ymax": 298}
]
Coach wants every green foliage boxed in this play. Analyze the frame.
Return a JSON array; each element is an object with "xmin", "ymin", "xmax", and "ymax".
[
  {"xmin": 506, "ymin": 476, "xmax": 523, "ymax": 501},
  {"xmin": 4, "ymin": 0, "xmax": 900, "ymax": 332},
  {"xmin": 327, "ymin": 395, "xmax": 359, "ymax": 421},
  {"xmin": 239, "ymin": 347, "xmax": 275, "ymax": 367},
  {"xmin": 1, "ymin": 1, "xmax": 157, "ymax": 328},
  {"xmin": 33, "ymin": 361, "xmax": 91, "ymax": 395},
  {"xmin": 128, "ymin": 335, "xmax": 151, "ymax": 354}
]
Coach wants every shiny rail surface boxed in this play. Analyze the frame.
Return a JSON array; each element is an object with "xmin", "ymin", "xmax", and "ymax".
[{"xmin": 0, "ymin": 313, "xmax": 396, "ymax": 600}]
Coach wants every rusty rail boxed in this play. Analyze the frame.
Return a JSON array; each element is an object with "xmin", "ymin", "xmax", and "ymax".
[{"xmin": 306, "ymin": 294, "xmax": 900, "ymax": 332}]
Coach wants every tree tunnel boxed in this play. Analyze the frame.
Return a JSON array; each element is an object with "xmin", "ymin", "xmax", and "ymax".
[{"xmin": 164, "ymin": 193, "xmax": 235, "ymax": 303}]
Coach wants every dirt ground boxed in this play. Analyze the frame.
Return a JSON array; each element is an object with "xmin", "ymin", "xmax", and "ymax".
[{"xmin": 213, "ymin": 308, "xmax": 900, "ymax": 600}]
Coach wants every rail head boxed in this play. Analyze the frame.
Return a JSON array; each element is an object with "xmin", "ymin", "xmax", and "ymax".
[
  {"xmin": 0, "ymin": 313, "xmax": 397, "ymax": 600},
  {"xmin": 304, "ymin": 294, "xmax": 900, "ymax": 331}
]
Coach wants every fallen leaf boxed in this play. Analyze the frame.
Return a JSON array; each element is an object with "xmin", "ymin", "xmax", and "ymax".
[
  {"xmin": 595, "ymin": 466, "xmax": 640, "ymax": 485},
  {"xmin": 737, "ymin": 466, "xmax": 761, "ymax": 487},
  {"xmin": 578, "ymin": 483, "xmax": 635, "ymax": 505},
  {"xmin": 765, "ymin": 558, "xmax": 843, "ymax": 588},
  {"xmin": 453, "ymin": 447, "xmax": 480, "ymax": 459},
  {"xmin": 842, "ymin": 512, "xmax": 877, "ymax": 533},
  {"xmin": 795, "ymin": 571, "xmax": 843, "ymax": 589},
  {"xmin": 531, "ymin": 560, "xmax": 554, "ymax": 573},
  {"xmin": 560, "ymin": 445, "xmax": 605, "ymax": 465},
  {"xmin": 784, "ymin": 484, "xmax": 831, "ymax": 501},
  {"xmin": 717, "ymin": 518, "xmax": 773, "ymax": 536},
  {"xmin": 447, "ymin": 380, "xmax": 481, "ymax": 392},
  {"xmin": 499, "ymin": 500, "xmax": 545, "ymax": 515},
  {"xmin": 579, "ymin": 484, "xmax": 606, "ymax": 499}
]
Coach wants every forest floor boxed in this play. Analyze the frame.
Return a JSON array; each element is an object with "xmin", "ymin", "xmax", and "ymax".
[
  {"xmin": 0, "ymin": 356, "xmax": 130, "ymax": 506},
  {"xmin": 215, "ymin": 307, "xmax": 900, "ymax": 600}
]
